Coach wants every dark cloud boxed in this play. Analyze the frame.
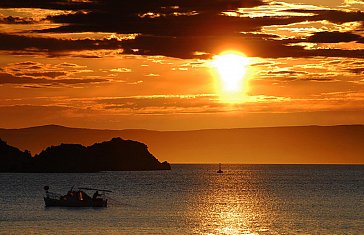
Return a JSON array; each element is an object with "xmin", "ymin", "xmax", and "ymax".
[
  {"xmin": 287, "ymin": 9, "xmax": 364, "ymax": 25},
  {"xmin": 56, "ymin": 62, "xmax": 81, "ymax": 68},
  {"xmin": 0, "ymin": 31, "xmax": 363, "ymax": 59},
  {"xmin": 121, "ymin": 34, "xmax": 301, "ymax": 58},
  {"xmin": 0, "ymin": 16, "xmax": 35, "ymax": 24},
  {"xmin": 13, "ymin": 61, "xmax": 39, "ymax": 66},
  {"xmin": 307, "ymin": 31, "xmax": 364, "ymax": 43},
  {"xmin": 0, "ymin": 72, "xmax": 107, "ymax": 85},
  {"xmin": 0, "ymin": 0, "xmax": 265, "ymax": 13},
  {"xmin": 2, "ymin": 61, "xmax": 90, "ymax": 80},
  {"xmin": 121, "ymin": 34, "xmax": 364, "ymax": 58},
  {"xmin": 42, "ymin": 6, "xmax": 363, "ymax": 36},
  {"xmin": 304, "ymin": 78, "xmax": 335, "ymax": 82},
  {"xmin": 348, "ymin": 68, "xmax": 364, "ymax": 74},
  {"xmin": 19, "ymin": 71, "xmax": 67, "ymax": 78},
  {"xmin": 97, "ymin": 95, "xmax": 221, "ymax": 111},
  {"xmin": 0, "ymin": 0, "xmax": 91, "ymax": 11},
  {"xmin": 0, "ymin": 0, "xmax": 363, "ymax": 59},
  {"xmin": 22, "ymin": 85, "xmax": 49, "ymax": 89},
  {"xmin": 268, "ymin": 70, "xmax": 308, "ymax": 75},
  {"xmin": 45, "ymin": 13, "xmax": 264, "ymax": 36},
  {"xmin": 0, "ymin": 33, "xmax": 122, "ymax": 52},
  {"xmin": 306, "ymin": 49, "xmax": 364, "ymax": 58}
]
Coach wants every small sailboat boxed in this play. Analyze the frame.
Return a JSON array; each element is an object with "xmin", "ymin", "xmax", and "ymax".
[{"xmin": 217, "ymin": 163, "xmax": 223, "ymax": 173}]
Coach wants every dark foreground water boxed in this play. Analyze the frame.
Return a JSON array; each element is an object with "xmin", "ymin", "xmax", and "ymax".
[{"xmin": 0, "ymin": 165, "xmax": 363, "ymax": 234}]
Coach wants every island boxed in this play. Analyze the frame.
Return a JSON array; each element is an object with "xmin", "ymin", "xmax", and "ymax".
[{"xmin": 0, "ymin": 137, "xmax": 171, "ymax": 172}]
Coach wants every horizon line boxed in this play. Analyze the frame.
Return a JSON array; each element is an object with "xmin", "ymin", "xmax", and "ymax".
[{"xmin": 1, "ymin": 123, "xmax": 364, "ymax": 132}]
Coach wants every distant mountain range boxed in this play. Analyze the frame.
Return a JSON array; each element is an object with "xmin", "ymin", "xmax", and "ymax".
[
  {"xmin": 0, "ymin": 125, "xmax": 363, "ymax": 164},
  {"xmin": 0, "ymin": 137, "xmax": 170, "ymax": 172}
]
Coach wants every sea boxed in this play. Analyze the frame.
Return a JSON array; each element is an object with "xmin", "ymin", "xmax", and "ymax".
[{"xmin": 0, "ymin": 164, "xmax": 363, "ymax": 234}]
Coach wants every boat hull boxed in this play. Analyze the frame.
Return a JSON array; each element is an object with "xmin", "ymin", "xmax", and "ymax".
[{"xmin": 44, "ymin": 197, "xmax": 107, "ymax": 207}]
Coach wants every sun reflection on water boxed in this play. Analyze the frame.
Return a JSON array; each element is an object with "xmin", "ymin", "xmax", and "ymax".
[{"xmin": 186, "ymin": 167, "xmax": 276, "ymax": 234}]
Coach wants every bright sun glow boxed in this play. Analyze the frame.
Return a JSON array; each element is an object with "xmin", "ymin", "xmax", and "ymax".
[{"xmin": 211, "ymin": 51, "xmax": 250, "ymax": 99}]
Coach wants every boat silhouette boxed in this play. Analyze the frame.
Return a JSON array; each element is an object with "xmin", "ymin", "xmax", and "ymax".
[
  {"xmin": 217, "ymin": 163, "xmax": 223, "ymax": 173},
  {"xmin": 43, "ymin": 186, "xmax": 111, "ymax": 207}
]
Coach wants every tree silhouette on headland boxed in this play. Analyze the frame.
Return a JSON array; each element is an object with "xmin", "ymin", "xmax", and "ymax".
[
  {"xmin": 0, "ymin": 137, "xmax": 170, "ymax": 172},
  {"xmin": 0, "ymin": 139, "xmax": 32, "ymax": 172}
]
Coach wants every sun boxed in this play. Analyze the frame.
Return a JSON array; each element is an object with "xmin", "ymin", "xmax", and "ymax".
[{"xmin": 211, "ymin": 51, "xmax": 250, "ymax": 98}]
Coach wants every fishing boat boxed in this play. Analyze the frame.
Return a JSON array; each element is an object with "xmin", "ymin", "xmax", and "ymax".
[
  {"xmin": 217, "ymin": 163, "xmax": 223, "ymax": 173},
  {"xmin": 43, "ymin": 186, "xmax": 111, "ymax": 207}
]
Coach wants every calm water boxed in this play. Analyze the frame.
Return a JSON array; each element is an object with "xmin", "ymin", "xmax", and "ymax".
[{"xmin": 0, "ymin": 165, "xmax": 363, "ymax": 234}]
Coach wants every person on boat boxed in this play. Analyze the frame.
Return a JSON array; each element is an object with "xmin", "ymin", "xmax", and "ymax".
[
  {"xmin": 82, "ymin": 191, "xmax": 92, "ymax": 201},
  {"xmin": 93, "ymin": 190, "xmax": 101, "ymax": 200}
]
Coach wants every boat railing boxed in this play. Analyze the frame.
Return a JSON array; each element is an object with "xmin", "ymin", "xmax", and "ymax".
[{"xmin": 45, "ymin": 191, "xmax": 62, "ymax": 200}]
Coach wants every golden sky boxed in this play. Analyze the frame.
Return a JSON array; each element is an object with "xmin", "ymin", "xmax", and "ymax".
[{"xmin": 0, "ymin": 0, "xmax": 363, "ymax": 130}]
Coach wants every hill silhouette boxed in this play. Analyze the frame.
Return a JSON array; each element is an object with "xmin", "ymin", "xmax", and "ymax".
[
  {"xmin": 0, "ymin": 125, "xmax": 364, "ymax": 164},
  {"xmin": 0, "ymin": 137, "xmax": 170, "ymax": 172}
]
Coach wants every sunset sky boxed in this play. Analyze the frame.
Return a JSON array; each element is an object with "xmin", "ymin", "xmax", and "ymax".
[{"xmin": 0, "ymin": 0, "xmax": 363, "ymax": 130}]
